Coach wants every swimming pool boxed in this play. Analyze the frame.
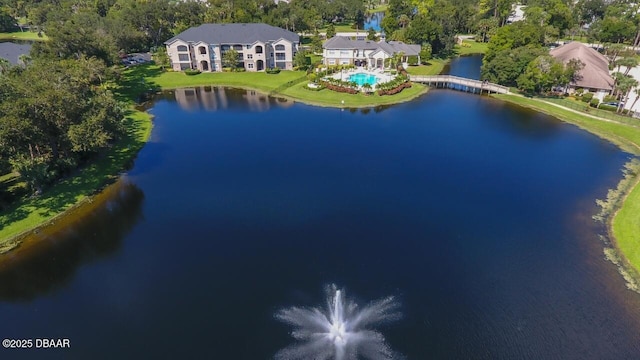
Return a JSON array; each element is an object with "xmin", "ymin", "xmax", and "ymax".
[{"xmin": 348, "ymin": 72, "xmax": 379, "ymax": 86}]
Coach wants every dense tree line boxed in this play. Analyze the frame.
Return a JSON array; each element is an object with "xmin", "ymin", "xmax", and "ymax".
[
  {"xmin": 479, "ymin": 0, "xmax": 640, "ymax": 98},
  {"xmin": 0, "ymin": 57, "xmax": 125, "ymax": 192}
]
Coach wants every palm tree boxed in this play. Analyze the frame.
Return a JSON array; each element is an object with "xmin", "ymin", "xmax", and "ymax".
[
  {"xmin": 613, "ymin": 73, "xmax": 639, "ymax": 113},
  {"xmin": 398, "ymin": 15, "xmax": 410, "ymax": 29}
]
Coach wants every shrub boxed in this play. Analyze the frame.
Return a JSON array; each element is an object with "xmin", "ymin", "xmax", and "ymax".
[
  {"xmin": 233, "ymin": 67, "xmax": 246, "ymax": 72},
  {"xmin": 318, "ymin": 80, "xmax": 358, "ymax": 94},
  {"xmin": 581, "ymin": 92, "xmax": 594, "ymax": 103},
  {"xmin": 377, "ymin": 82, "xmax": 412, "ymax": 96},
  {"xmin": 266, "ymin": 67, "xmax": 281, "ymax": 74},
  {"xmin": 184, "ymin": 69, "xmax": 201, "ymax": 76},
  {"xmin": 590, "ymin": 98, "xmax": 600, "ymax": 108},
  {"xmin": 599, "ymin": 104, "xmax": 618, "ymax": 112},
  {"xmin": 603, "ymin": 94, "xmax": 617, "ymax": 103}
]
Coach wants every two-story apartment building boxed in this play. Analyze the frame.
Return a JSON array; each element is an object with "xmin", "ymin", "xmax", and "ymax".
[
  {"xmin": 164, "ymin": 23, "xmax": 299, "ymax": 72},
  {"xmin": 322, "ymin": 36, "xmax": 421, "ymax": 69}
]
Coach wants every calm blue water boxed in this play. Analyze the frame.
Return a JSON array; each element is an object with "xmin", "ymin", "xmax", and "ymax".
[
  {"xmin": 1, "ymin": 56, "xmax": 640, "ymax": 359},
  {"xmin": 349, "ymin": 72, "xmax": 379, "ymax": 86}
]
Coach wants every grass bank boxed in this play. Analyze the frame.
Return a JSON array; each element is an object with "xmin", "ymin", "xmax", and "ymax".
[
  {"xmin": 494, "ymin": 94, "xmax": 640, "ymax": 287},
  {"xmin": 125, "ymin": 64, "xmax": 429, "ymax": 109},
  {"xmin": 0, "ymin": 60, "xmax": 155, "ymax": 251},
  {"xmin": 279, "ymin": 82, "xmax": 428, "ymax": 108},
  {"xmin": 124, "ymin": 65, "xmax": 307, "ymax": 94},
  {"xmin": 0, "ymin": 109, "xmax": 152, "ymax": 253},
  {"xmin": 367, "ymin": 4, "xmax": 388, "ymax": 12},
  {"xmin": 457, "ymin": 40, "xmax": 488, "ymax": 56},
  {"xmin": 406, "ymin": 59, "xmax": 448, "ymax": 76},
  {"xmin": 0, "ymin": 31, "xmax": 48, "ymax": 41}
]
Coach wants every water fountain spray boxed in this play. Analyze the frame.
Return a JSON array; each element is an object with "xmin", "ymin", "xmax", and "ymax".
[{"xmin": 275, "ymin": 284, "xmax": 402, "ymax": 360}]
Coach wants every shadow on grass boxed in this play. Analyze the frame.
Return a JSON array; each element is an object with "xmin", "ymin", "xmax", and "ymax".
[
  {"xmin": 0, "ymin": 107, "xmax": 151, "ymax": 238},
  {"xmin": 114, "ymin": 63, "xmax": 163, "ymax": 103}
]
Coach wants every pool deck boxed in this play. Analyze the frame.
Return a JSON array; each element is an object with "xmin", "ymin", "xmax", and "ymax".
[{"xmin": 330, "ymin": 67, "xmax": 394, "ymax": 89}]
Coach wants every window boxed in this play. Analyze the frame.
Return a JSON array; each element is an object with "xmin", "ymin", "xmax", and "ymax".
[
  {"xmin": 246, "ymin": 45, "xmax": 251, "ymax": 49},
  {"xmin": 233, "ymin": 44, "xmax": 243, "ymax": 51},
  {"xmin": 247, "ymin": 54, "xmax": 253, "ymax": 59},
  {"xmin": 275, "ymin": 52, "xmax": 286, "ymax": 61},
  {"xmin": 340, "ymin": 50, "xmax": 350, "ymax": 56},
  {"xmin": 177, "ymin": 45, "xmax": 188, "ymax": 52},
  {"xmin": 328, "ymin": 59, "xmax": 336, "ymax": 65},
  {"xmin": 255, "ymin": 45, "xmax": 263, "ymax": 54},
  {"xmin": 275, "ymin": 44, "xmax": 285, "ymax": 51},
  {"xmin": 248, "ymin": 63, "xmax": 254, "ymax": 69},
  {"xmin": 340, "ymin": 60, "xmax": 349, "ymax": 65},
  {"xmin": 328, "ymin": 50, "xmax": 336, "ymax": 55},
  {"xmin": 180, "ymin": 63, "xmax": 191, "ymax": 70},
  {"xmin": 221, "ymin": 45, "xmax": 230, "ymax": 51},
  {"xmin": 198, "ymin": 46, "xmax": 206, "ymax": 55},
  {"xmin": 178, "ymin": 54, "xmax": 190, "ymax": 61}
]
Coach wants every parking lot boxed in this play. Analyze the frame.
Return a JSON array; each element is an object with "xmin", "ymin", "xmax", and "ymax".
[{"xmin": 121, "ymin": 52, "xmax": 152, "ymax": 66}]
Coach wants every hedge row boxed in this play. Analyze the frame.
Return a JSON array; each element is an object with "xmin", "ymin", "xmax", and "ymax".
[
  {"xmin": 319, "ymin": 81, "xmax": 358, "ymax": 94},
  {"xmin": 377, "ymin": 82, "xmax": 412, "ymax": 96}
]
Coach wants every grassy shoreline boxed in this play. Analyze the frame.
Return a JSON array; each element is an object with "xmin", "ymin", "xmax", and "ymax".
[
  {"xmin": 0, "ymin": 108, "xmax": 152, "ymax": 253},
  {"xmin": 0, "ymin": 30, "xmax": 48, "ymax": 41},
  {"xmin": 0, "ymin": 63, "xmax": 437, "ymax": 252},
  {"xmin": 493, "ymin": 94, "xmax": 640, "ymax": 287},
  {"xmin": 3, "ymin": 50, "xmax": 640, "ymax": 293}
]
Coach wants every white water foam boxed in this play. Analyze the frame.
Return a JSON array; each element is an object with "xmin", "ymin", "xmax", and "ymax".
[{"xmin": 275, "ymin": 284, "xmax": 402, "ymax": 360}]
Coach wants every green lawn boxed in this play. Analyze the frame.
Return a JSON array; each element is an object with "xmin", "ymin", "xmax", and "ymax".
[
  {"xmin": 613, "ymin": 176, "xmax": 640, "ymax": 274},
  {"xmin": 0, "ymin": 109, "xmax": 152, "ymax": 252},
  {"xmin": 279, "ymin": 82, "xmax": 428, "ymax": 108},
  {"xmin": 494, "ymin": 94, "xmax": 640, "ymax": 278},
  {"xmin": 124, "ymin": 63, "xmax": 430, "ymax": 109},
  {"xmin": 0, "ymin": 30, "xmax": 48, "ymax": 41},
  {"xmin": 367, "ymin": 4, "xmax": 388, "ymax": 12},
  {"xmin": 456, "ymin": 40, "xmax": 488, "ymax": 56},
  {"xmin": 405, "ymin": 59, "xmax": 447, "ymax": 76},
  {"xmin": 541, "ymin": 97, "xmax": 638, "ymax": 125},
  {"xmin": 120, "ymin": 64, "xmax": 307, "ymax": 96},
  {"xmin": 319, "ymin": 23, "xmax": 362, "ymax": 33}
]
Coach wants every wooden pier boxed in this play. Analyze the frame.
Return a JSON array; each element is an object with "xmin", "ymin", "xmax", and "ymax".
[{"xmin": 409, "ymin": 75, "xmax": 509, "ymax": 94}]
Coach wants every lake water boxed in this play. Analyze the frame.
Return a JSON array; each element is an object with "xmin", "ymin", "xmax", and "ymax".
[{"xmin": 2, "ymin": 56, "xmax": 640, "ymax": 359}]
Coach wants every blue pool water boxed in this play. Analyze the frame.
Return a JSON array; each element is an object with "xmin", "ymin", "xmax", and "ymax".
[{"xmin": 348, "ymin": 72, "xmax": 379, "ymax": 86}]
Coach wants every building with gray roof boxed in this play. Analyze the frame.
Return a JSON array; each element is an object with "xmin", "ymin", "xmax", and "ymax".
[
  {"xmin": 0, "ymin": 42, "xmax": 32, "ymax": 66},
  {"xmin": 550, "ymin": 42, "xmax": 614, "ymax": 100},
  {"xmin": 323, "ymin": 36, "xmax": 420, "ymax": 69},
  {"xmin": 165, "ymin": 23, "xmax": 300, "ymax": 72}
]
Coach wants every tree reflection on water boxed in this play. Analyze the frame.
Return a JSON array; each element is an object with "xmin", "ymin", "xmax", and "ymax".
[{"xmin": 0, "ymin": 179, "xmax": 144, "ymax": 302}]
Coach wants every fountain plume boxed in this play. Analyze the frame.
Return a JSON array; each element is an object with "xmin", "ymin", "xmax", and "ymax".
[{"xmin": 275, "ymin": 284, "xmax": 402, "ymax": 360}]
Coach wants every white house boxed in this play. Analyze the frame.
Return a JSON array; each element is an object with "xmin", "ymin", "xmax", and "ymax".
[
  {"xmin": 164, "ymin": 23, "xmax": 299, "ymax": 72},
  {"xmin": 322, "ymin": 36, "xmax": 421, "ymax": 69}
]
